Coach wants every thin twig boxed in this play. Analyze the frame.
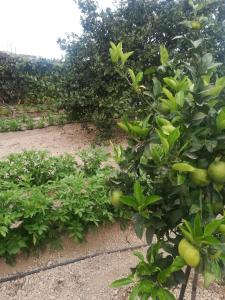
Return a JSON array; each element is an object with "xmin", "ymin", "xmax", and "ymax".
[
  {"xmin": 178, "ymin": 266, "xmax": 191, "ymax": 300},
  {"xmin": 191, "ymin": 268, "xmax": 199, "ymax": 300}
]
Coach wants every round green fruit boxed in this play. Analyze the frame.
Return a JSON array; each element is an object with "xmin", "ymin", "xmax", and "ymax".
[
  {"xmin": 178, "ymin": 239, "xmax": 200, "ymax": 268},
  {"xmin": 190, "ymin": 168, "xmax": 210, "ymax": 187},
  {"xmin": 191, "ymin": 21, "xmax": 201, "ymax": 30},
  {"xmin": 219, "ymin": 224, "xmax": 225, "ymax": 234},
  {"xmin": 208, "ymin": 161, "xmax": 225, "ymax": 184},
  {"xmin": 111, "ymin": 190, "xmax": 123, "ymax": 208},
  {"xmin": 158, "ymin": 103, "xmax": 170, "ymax": 115}
]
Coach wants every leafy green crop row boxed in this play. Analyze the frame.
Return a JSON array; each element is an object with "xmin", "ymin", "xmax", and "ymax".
[
  {"xmin": 0, "ymin": 150, "xmax": 127, "ymax": 263},
  {"xmin": 0, "ymin": 113, "xmax": 69, "ymax": 132}
]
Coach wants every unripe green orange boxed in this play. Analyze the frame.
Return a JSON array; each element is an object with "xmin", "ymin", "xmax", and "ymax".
[
  {"xmin": 208, "ymin": 161, "xmax": 225, "ymax": 184},
  {"xmin": 219, "ymin": 224, "xmax": 225, "ymax": 234},
  {"xmin": 111, "ymin": 190, "xmax": 123, "ymax": 208},
  {"xmin": 190, "ymin": 168, "xmax": 210, "ymax": 186},
  {"xmin": 191, "ymin": 21, "xmax": 201, "ymax": 30},
  {"xmin": 178, "ymin": 239, "xmax": 200, "ymax": 268}
]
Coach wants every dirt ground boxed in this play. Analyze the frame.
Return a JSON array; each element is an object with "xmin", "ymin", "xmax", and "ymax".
[
  {"xmin": 0, "ymin": 124, "xmax": 225, "ymax": 299},
  {"xmin": 0, "ymin": 123, "xmax": 98, "ymax": 158}
]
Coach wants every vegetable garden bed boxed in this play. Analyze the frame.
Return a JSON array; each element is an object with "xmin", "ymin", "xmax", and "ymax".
[{"xmin": 0, "ymin": 150, "xmax": 129, "ymax": 264}]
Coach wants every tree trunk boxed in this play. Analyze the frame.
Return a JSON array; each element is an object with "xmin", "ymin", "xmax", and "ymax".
[
  {"xmin": 178, "ymin": 266, "xmax": 191, "ymax": 300},
  {"xmin": 191, "ymin": 269, "xmax": 199, "ymax": 300}
]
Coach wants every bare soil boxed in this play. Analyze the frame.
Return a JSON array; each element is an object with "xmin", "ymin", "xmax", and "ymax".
[{"xmin": 0, "ymin": 123, "xmax": 97, "ymax": 158}]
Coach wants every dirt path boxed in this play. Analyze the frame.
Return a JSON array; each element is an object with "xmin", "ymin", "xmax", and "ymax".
[
  {"xmin": 0, "ymin": 123, "xmax": 98, "ymax": 158},
  {"xmin": 0, "ymin": 249, "xmax": 224, "ymax": 300},
  {"xmin": 0, "ymin": 249, "xmax": 139, "ymax": 300}
]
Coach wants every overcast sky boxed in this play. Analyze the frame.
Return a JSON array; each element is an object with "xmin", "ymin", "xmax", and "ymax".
[{"xmin": 0, "ymin": 0, "xmax": 114, "ymax": 58}]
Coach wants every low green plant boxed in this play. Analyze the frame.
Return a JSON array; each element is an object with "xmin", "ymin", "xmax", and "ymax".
[
  {"xmin": 0, "ymin": 112, "xmax": 71, "ymax": 133},
  {"xmin": 79, "ymin": 147, "xmax": 109, "ymax": 175},
  {"xmin": 36, "ymin": 116, "xmax": 46, "ymax": 129},
  {"xmin": 47, "ymin": 114, "xmax": 55, "ymax": 126},
  {"xmin": 0, "ymin": 151, "xmax": 76, "ymax": 187},
  {"xmin": 0, "ymin": 150, "xmax": 126, "ymax": 263},
  {"xmin": 26, "ymin": 116, "xmax": 35, "ymax": 130},
  {"xmin": 7, "ymin": 119, "xmax": 21, "ymax": 131}
]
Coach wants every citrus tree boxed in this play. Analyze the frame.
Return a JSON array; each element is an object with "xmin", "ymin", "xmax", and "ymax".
[
  {"xmin": 59, "ymin": 0, "xmax": 225, "ymax": 137},
  {"xmin": 109, "ymin": 1, "xmax": 225, "ymax": 299}
]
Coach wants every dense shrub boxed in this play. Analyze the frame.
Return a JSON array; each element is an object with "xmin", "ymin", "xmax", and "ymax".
[{"xmin": 0, "ymin": 51, "xmax": 63, "ymax": 104}]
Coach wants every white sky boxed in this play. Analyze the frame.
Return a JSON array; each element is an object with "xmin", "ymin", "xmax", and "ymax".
[{"xmin": 0, "ymin": 0, "xmax": 114, "ymax": 58}]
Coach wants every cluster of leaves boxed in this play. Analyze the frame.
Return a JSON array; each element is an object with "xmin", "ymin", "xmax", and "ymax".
[
  {"xmin": 78, "ymin": 147, "xmax": 109, "ymax": 175},
  {"xmin": 58, "ymin": 0, "xmax": 225, "ymax": 136},
  {"xmin": 0, "ymin": 150, "xmax": 127, "ymax": 263},
  {"xmin": 109, "ymin": 0, "xmax": 225, "ymax": 298},
  {"xmin": 0, "ymin": 51, "xmax": 63, "ymax": 104},
  {"xmin": 0, "ymin": 151, "xmax": 76, "ymax": 187},
  {"xmin": 0, "ymin": 113, "xmax": 69, "ymax": 132}
]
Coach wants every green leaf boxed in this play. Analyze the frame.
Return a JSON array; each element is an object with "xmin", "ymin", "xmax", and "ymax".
[
  {"xmin": 128, "ymin": 68, "xmax": 136, "ymax": 84},
  {"xmin": 162, "ymin": 88, "xmax": 174, "ymax": 102},
  {"xmin": 180, "ymin": 227, "xmax": 194, "ymax": 243},
  {"xmin": 190, "ymin": 39, "xmax": 203, "ymax": 48},
  {"xmin": 201, "ymin": 85, "xmax": 224, "ymax": 98},
  {"xmin": 153, "ymin": 77, "xmax": 162, "ymax": 97},
  {"xmin": 120, "ymin": 195, "xmax": 137, "ymax": 209},
  {"xmin": 163, "ymin": 77, "xmax": 177, "ymax": 91},
  {"xmin": 111, "ymin": 276, "xmax": 133, "ymax": 288},
  {"xmin": 193, "ymin": 112, "xmax": 207, "ymax": 121},
  {"xmin": 135, "ymin": 222, "xmax": 144, "ymax": 239},
  {"xmin": 156, "ymin": 116, "xmax": 171, "ymax": 126},
  {"xmin": 138, "ymin": 280, "xmax": 154, "ymax": 294},
  {"xmin": 133, "ymin": 251, "xmax": 145, "ymax": 262},
  {"xmin": 109, "ymin": 41, "xmax": 117, "ymax": 50},
  {"xmin": 117, "ymin": 122, "xmax": 129, "ymax": 133},
  {"xmin": 156, "ymin": 129, "xmax": 170, "ymax": 154},
  {"xmin": 168, "ymin": 128, "xmax": 180, "ymax": 148},
  {"xmin": 0, "ymin": 226, "xmax": 8, "ymax": 237},
  {"xmin": 157, "ymin": 288, "xmax": 176, "ymax": 300},
  {"xmin": 117, "ymin": 42, "xmax": 123, "ymax": 57},
  {"xmin": 121, "ymin": 51, "xmax": 134, "ymax": 65},
  {"xmin": 140, "ymin": 195, "xmax": 161, "ymax": 209},
  {"xmin": 172, "ymin": 163, "xmax": 195, "ymax": 172},
  {"xmin": 129, "ymin": 285, "xmax": 139, "ymax": 300},
  {"xmin": 193, "ymin": 214, "xmax": 203, "ymax": 237},
  {"xmin": 160, "ymin": 45, "xmax": 169, "ymax": 66},
  {"xmin": 204, "ymin": 219, "xmax": 222, "ymax": 236},
  {"xmin": 200, "ymin": 236, "xmax": 221, "ymax": 245},
  {"xmin": 109, "ymin": 48, "xmax": 119, "ymax": 63},
  {"xmin": 134, "ymin": 181, "xmax": 144, "ymax": 204},
  {"xmin": 146, "ymin": 227, "xmax": 154, "ymax": 244},
  {"xmin": 175, "ymin": 91, "xmax": 185, "ymax": 107},
  {"xmin": 136, "ymin": 72, "xmax": 143, "ymax": 83},
  {"xmin": 158, "ymin": 256, "xmax": 185, "ymax": 283},
  {"xmin": 204, "ymin": 271, "xmax": 216, "ymax": 288}
]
